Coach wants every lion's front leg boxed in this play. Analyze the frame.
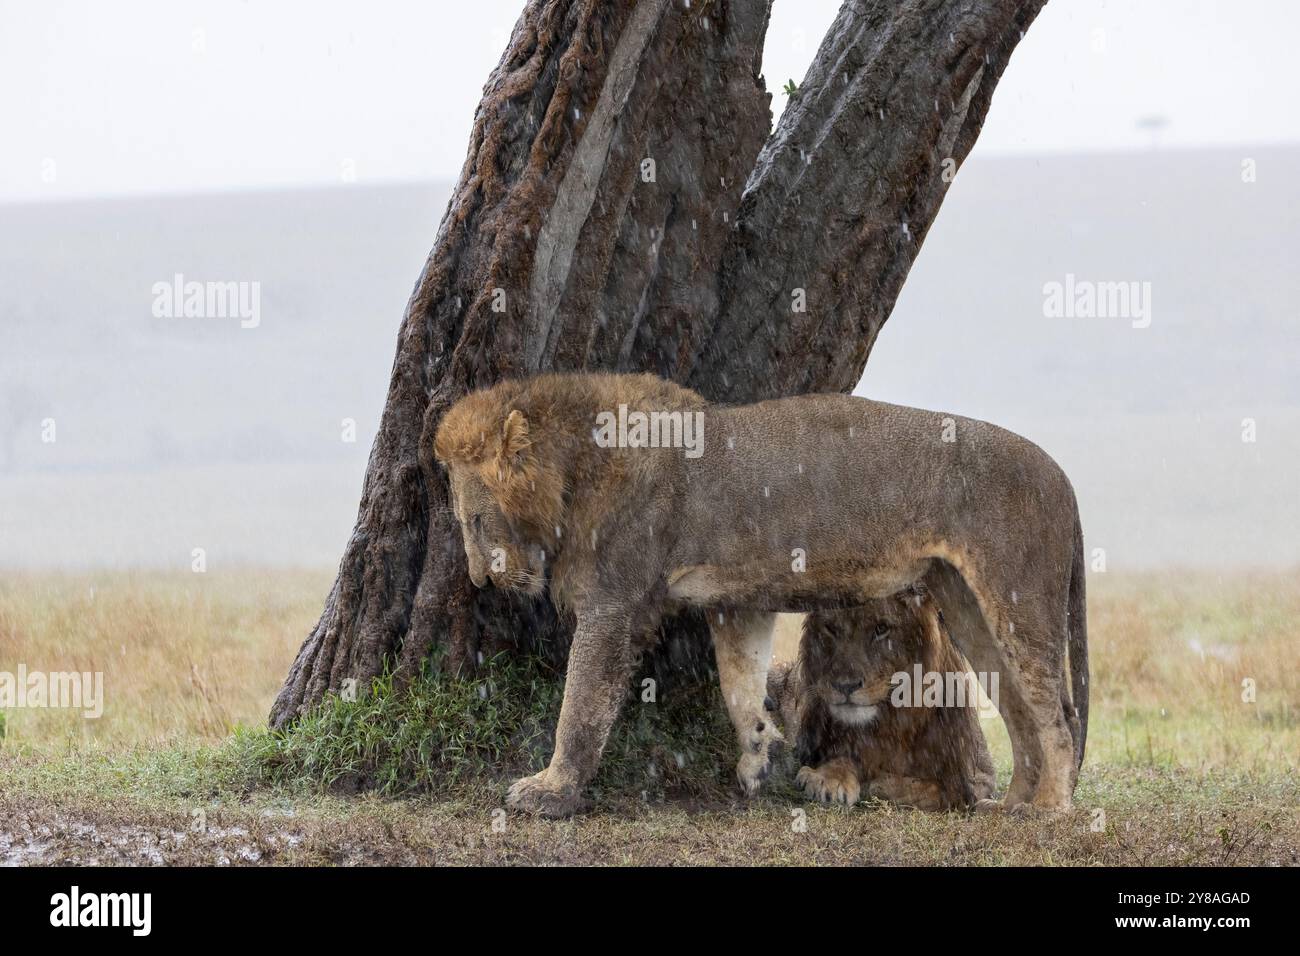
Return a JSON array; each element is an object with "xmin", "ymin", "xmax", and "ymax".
[
  {"xmin": 709, "ymin": 608, "xmax": 781, "ymax": 796},
  {"xmin": 866, "ymin": 773, "xmax": 947, "ymax": 811},
  {"xmin": 506, "ymin": 606, "xmax": 638, "ymax": 818},
  {"xmin": 797, "ymin": 757, "xmax": 862, "ymax": 805}
]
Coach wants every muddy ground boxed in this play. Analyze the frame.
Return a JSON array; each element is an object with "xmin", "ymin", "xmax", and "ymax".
[{"xmin": 4, "ymin": 784, "xmax": 1296, "ymax": 867}]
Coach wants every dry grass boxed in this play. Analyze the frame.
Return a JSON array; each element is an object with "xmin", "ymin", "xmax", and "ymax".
[
  {"xmin": 0, "ymin": 567, "xmax": 1297, "ymax": 865},
  {"xmin": 0, "ymin": 569, "xmax": 330, "ymax": 746},
  {"xmin": 1084, "ymin": 569, "xmax": 1300, "ymax": 769},
  {"xmin": 1, "ymin": 567, "xmax": 1296, "ymax": 770}
]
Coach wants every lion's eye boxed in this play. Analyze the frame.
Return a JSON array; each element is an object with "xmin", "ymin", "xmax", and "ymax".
[
  {"xmin": 472, "ymin": 514, "xmax": 484, "ymax": 535},
  {"xmin": 872, "ymin": 622, "xmax": 891, "ymax": 641}
]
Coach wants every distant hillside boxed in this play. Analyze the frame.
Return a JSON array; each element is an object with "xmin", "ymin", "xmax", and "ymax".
[
  {"xmin": 1, "ymin": 147, "xmax": 1296, "ymax": 568},
  {"xmin": 862, "ymin": 146, "xmax": 1300, "ymax": 568}
]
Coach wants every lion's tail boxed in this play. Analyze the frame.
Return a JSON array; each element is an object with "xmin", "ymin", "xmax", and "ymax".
[{"xmin": 1067, "ymin": 512, "xmax": 1089, "ymax": 769}]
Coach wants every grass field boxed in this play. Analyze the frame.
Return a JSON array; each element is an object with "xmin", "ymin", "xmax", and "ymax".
[{"xmin": 0, "ymin": 568, "xmax": 1296, "ymax": 865}]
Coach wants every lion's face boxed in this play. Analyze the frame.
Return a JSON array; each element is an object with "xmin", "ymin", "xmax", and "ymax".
[
  {"xmin": 447, "ymin": 465, "xmax": 547, "ymax": 596},
  {"xmin": 800, "ymin": 592, "xmax": 932, "ymax": 726}
]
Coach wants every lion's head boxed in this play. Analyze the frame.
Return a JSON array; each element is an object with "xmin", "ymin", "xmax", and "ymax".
[
  {"xmin": 442, "ymin": 458, "xmax": 548, "ymax": 595},
  {"xmin": 434, "ymin": 386, "xmax": 565, "ymax": 597},
  {"xmin": 771, "ymin": 586, "xmax": 997, "ymax": 810},
  {"xmin": 434, "ymin": 373, "xmax": 708, "ymax": 600},
  {"xmin": 797, "ymin": 586, "xmax": 941, "ymax": 727}
]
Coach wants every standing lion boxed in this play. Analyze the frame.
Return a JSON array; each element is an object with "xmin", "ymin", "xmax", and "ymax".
[
  {"xmin": 434, "ymin": 372, "xmax": 1087, "ymax": 817},
  {"xmin": 767, "ymin": 586, "xmax": 997, "ymax": 811}
]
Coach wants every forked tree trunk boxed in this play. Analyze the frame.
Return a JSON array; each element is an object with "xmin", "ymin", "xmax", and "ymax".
[{"xmin": 270, "ymin": 0, "xmax": 1046, "ymax": 729}]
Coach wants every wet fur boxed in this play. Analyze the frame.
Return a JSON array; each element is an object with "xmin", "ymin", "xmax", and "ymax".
[
  {"xmin": 434, "ymin": 372, "xmax": 1088, "ymax": 817},
  {"xmin": 768, "ymin": 590, "xmax": 997, "ymax": 811}
]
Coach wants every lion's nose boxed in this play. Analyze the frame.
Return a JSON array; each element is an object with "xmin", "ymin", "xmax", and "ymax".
[{"xmin": 832, "ymin": 678, "xmax": 863, "ymax": 697}]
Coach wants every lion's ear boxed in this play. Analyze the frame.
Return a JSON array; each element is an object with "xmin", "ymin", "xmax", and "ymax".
[{"xmin": 496, "ymin": 409, "xmax": 531, "ymax": 478}]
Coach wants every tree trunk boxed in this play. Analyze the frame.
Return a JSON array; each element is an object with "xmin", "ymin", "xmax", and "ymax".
[{"xmin": 270, "ymin": 0, "xmax": 1046, "ymax": 730}]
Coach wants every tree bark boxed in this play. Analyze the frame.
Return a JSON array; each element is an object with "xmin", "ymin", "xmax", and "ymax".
[{"xmin": 270, "ymin": 0, "xmax": 1046, "ymax": 730}]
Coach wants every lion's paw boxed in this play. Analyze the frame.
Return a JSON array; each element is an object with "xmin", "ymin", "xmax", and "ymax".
[
  {"xmin": 1019, "ymin": 799, "xmax": 1072, "ymax": 819},
  {"xmin": 796, "ymin": 763, "xmax": 861, "ymax": 806},
  {"xmin": 973, "ymin": 796, "xmax": 1062, "ymax": 817},
  {"xmin": 505, "ymin": 771, "xmax": 584, "ymax": 818},
  {"xmin": 736, "ymin": 749, "xmax": 773, "ymax": 797},
  {"xmin": 735, "ymin": 719, "xmax": 783, "ymax": 797}
]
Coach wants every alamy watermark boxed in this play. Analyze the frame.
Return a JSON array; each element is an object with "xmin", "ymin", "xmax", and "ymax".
[
  {"xmin": 889, "ymin": 665, "xmax": 999, "ymax": 718},
  {"xmin": 151, "ymin": 273, "xmax": 261, "ymax": 328},
  {"xmin": 0, "ymin": 665, "xmax": 103, "ymax": 718},
  {"xmin": 50, "ymin": 886, "xmax": 151, "ymax": 936},
  {"xmin": 1042, "ymin": 273, "xmax": 1151, "ymax": 328},
  {"xmin": 593, "ymin": 404, "xmax": 704, "ymax": 459}
]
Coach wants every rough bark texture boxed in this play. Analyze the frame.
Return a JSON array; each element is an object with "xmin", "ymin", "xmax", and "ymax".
[{"xmin": 270, "ymin": 0, "xmax": 1046, "ymax": 730}]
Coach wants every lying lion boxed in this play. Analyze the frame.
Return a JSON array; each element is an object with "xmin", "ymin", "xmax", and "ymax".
[
  {"xmin": 434, "ymin": 372, "xmax": 1087, "ymax": 817},
  {"xmin": 767, "ymin": 587, "xmax": 997, "ymax": 811}
]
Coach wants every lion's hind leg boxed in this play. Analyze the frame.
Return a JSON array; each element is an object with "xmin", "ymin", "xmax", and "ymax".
[
  {"xmin": 924, "ymin": 560, "xmax": 1042, "ymax": 809},
  {"xmin": 709, "ymin": 608, "xmax": 782, "ymax": 796},
  {"xmin": 988, "ymin": 593, "xmax": 1076, "ymax": 813},
  {"xmin": 1020, "ymin": 650, "xmax": 1078, "ymax": 812},
  {"xmin": 932, "ymin": 563, "xmax": 1076, "ymax": 813},
  {"xmin": 866, "ymin": 773, "xmax": 947, "ymax": 812}
]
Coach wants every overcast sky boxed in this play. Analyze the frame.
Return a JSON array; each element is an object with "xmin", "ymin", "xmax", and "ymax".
[{"xmin": 2, "ymin": 0, "xmax": 1296, "ymax": 202}]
